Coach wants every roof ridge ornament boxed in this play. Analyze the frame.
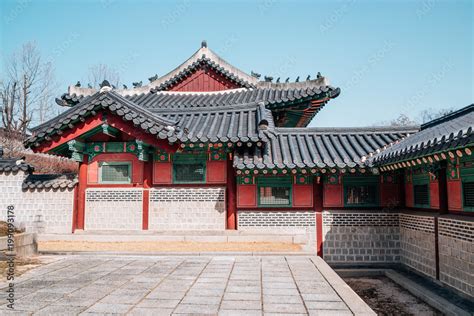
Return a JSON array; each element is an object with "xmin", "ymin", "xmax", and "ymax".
[
  {"xmin": 201, "ymin": 40, "xmax": 207, "ymax": 48},
  {"xmin": 99, "ymin": 80, "xmax": 112, "ymax": 93},
  {"xmin": 251, "ymin": 71, "xmax": 261, "ymax": 79},
  {"xmin": 148, "ymin": 74, "xmax": 158, "ymax": 82}
]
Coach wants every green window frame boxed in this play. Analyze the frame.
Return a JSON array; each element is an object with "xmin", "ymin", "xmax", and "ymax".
[
  {"xmin": 99, "ymin": 161, "xmax": 132, "ymax": 184},
  {"xmin": 460, "ymin": 159, "xmax": 474, "ymax": 212},
  {"xmin": 412, "ymin": 172, "xmax": 430, "ymax": 208},
  {"xmin": 462, "ymin": 180, "xmax": 474, "ymax": 212},
  {"xmin": 257, "ymin": 177, "xmax": 292, "ymax": 207},
  {"xmin": 172, "ymin": 153, "xmax": 206, "ymax": 184},
  {"xmin": 343, "ymin": 175, "xmax": 379, "ymax": 207}
]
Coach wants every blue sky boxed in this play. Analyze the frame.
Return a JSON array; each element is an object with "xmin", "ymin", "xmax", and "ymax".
[{"xmin": 1, "ymin": 0, "xmax": 472, "ymax": 127}]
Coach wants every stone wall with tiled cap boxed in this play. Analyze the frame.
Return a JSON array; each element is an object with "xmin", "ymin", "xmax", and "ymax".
[
  {"xmin": 322, "ymin": 210, "xmax": 473, "ymax": 299},
  {"xmin": 0, "ymin": 172, "xmax": 74, "ymax": 234}
]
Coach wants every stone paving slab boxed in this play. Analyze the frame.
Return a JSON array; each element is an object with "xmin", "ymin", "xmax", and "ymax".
[{"xmin": 0, "ymin": 255, "xmax": 375, "ymax": 315}]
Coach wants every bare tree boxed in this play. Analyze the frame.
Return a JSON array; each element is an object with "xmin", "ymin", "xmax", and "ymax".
[
  {"xmin": 36, "ymin": 62, "xmax": 58, "ymax": 124},
  {"xmin": 418, "ymin": 107, "xmax": 455, "ymax": 123},
  {"xmin": 87, "ymin": 64, "xmax": 120, "ymax": 88},
  {"xmin": 373, "ymin": 114, "xmax": 418, "ymax": 127},
  {"xmin": 0, "ymin": 42, "xmax": 57, "ymax": 137}
]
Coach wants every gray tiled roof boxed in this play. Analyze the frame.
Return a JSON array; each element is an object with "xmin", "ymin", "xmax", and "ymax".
[
  {"xmin": 26, "ymin": 91, "xmax": 179, "ymax": 148},
  {"xmin": 234, "ymin": 126, "xmax": 417, "ymax": 170},
  {"xmin": 0, "ymin": 147, "xmax": 32, "ymax": 173},
  {"xmin": 22, "ymin": 173, "xmax": 78, "ymax": 190},
  {"xmin": 372, "ymin": 104, "xmax": 474, "ymax": 165},
  {"xmin": 162, "ymin": 103, "xmax": 273, "ymax": 143},
  {"xmin": 0, "ymin": 158, "xmax": 31, "ymax": 173},
  {"xmin": 27, "ymin": 91, "xmax": 274, "ymax": 148},
  {"xmin": 56, "ymin": 83, "xmax": 340, "ymax": 110},
  {"xmin": 55, "ymin": 42, "xmax": 338, "ymax": 108},
  {"xmin": 136, "ymin": 86, "xmax": 339, "ymax": 112}
]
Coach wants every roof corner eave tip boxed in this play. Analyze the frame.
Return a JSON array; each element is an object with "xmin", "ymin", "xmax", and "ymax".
[{"xmin": 329, "ymin": 87, "xmax": 341, "ymax": 99}]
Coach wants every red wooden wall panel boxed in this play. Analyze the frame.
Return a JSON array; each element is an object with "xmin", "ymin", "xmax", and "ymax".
[
  {"xmin": 88, "ymin": 160, "xmax": 99, "ymax": 183},
  {"xmin": 237, "ymin": 184, "xmax": 257, "ymax": 208},
  {"xmin": 169, "ymin": 68, "xmax": 240, "ymax": 92},
  {"xmin": 206, "ymin": 161, "xmax": 227, "ymax": 183},
  {"xmin": 447, "ymin": 180, "xmax": 462, "ymax": 211},
  {"xmin": 153, "ymin": 162, "xmax": 172, "ymax": 184},
  {"xmin": 405, "ymin": 183, "xmax": 414, "ymax": 207},
  {"xmin": 430, "ymin": 181, "xmax": 440, "ymax": 209},
  {"xmin": 380, "ymin": 183, "xmax": 400, "ymax": 207},
  {"xmin": 323, "ymin": 183, "xmax": 343, "ymax": 207},
  {"xmin": 88, "ymin": 153, "xmax": 144, "ymax": 184},
  {"xmin": 293, "ymin": 184, "xmax": 314, "ymax": 207}
]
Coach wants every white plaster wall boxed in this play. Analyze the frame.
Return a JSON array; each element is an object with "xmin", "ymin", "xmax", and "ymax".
[
  {"xmin": 149, "ymin": 187, "xmax": 226, "ymax": 230},
  {"xmin": 85, "ymin": 188, "xmax": 143, "ymax": 230},
  {"xmin": 0, "ymin": 172, "xmax": 74, "ymax": 234}
]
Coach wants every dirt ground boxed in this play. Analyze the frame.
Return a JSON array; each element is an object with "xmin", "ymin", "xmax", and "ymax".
[
  {"xmin": 39, "ymin": 241, "xmax": 302, "ymax": 252},
  {"xmin": 345, "ymin": 276, "xmax": 443, "ymax": 316},
  {"xmin": 0, "ymin": 221, "xmax": 23, "ymax": 237},
  {"xmin": 0, "ymin": 257, "xmax": 42, "ymax": 278}
]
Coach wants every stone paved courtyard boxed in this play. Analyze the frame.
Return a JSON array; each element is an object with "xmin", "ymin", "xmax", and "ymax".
[{"xmin": 0, "ymin": 255, "xmax": 373, "ymax": 315}]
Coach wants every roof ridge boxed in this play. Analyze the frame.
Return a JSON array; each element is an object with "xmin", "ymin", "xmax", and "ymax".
[
  {"xmin": 420, "ymin": 104, "xmax": 474, "ymax": 130},
  {"xmin": 33, "ymin": 92, "xmax": 102, "ymax": 132},
  {"xmin": 106, "ymin": 91, "xmax": 177, "ymax": 126},
  {"xmin": 275, "ymin": 125, "xmax": 420, "ymax": 134},
  {"xmin": 150, "ymin": 102, "xmax": 262, "ymax": 114}
]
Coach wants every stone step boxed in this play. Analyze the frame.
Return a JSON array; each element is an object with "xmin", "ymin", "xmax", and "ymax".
[
  {"xmin": 38, "ymin": 230, "xmax": 309, "ymax": 244},
  {"xmin": 73, "ymin": 229, "xmax": 307, "ymax": 236}
]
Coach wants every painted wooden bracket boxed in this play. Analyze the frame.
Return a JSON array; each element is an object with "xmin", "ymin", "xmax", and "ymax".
[
  {"xmin": 136, "ymin": 140, "xmax": 149, "ymax": 162},
  {"xmin": 101, "ymin": 124, "xmax": 119, "ymax": 138},
  {"xmin": 68, "ymin": 140, "xmax": 85, "ymax": 162}
]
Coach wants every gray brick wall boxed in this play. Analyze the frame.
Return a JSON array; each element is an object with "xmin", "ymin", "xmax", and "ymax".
[
  {"xmin": 85, "ymin": 188, "xmax": 143, "ymax": 230},
  {"xmin": 237, "ymin": 210, "xmax": 316, "ymax": 247},
  {"xmin": 438, "ymin": 217, "xmax": 474, "ymax": 297},
  {"xmin": 399, "ymin": 214, "xmax": 436, "ymax": 278},
  {"xmin": 323, "ymin": 211, "xmax": 400, "ymax": 264},
  {"xmin": 149, "ymin": 187, "xmax": 226, "ymax": 230},
  {"xmin": 0, "ymin": 172, "xmax": 74, "ymax": 234}
]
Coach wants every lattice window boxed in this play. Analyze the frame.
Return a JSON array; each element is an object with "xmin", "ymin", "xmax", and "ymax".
[
  {"xmin": 343, "ymin": 175, "xmax": 379, "ymax": 207},
  {"xmin": 414, "ymin": 184, "xmax": 430, "ymax": 207},
  {"xmin": 257, "ymin": 177, "xmax": 292, "ymax": 207},
  {"xmin": 99, "ymin": 162, "xmax": 131, "ymax": 183},
  {"xmin": 172, "ymin": 153, "xmax": 206, "ymax": 183},
  {"xmin": 463, "ymin": 181, "xmax": 474, "ymax": 211}
]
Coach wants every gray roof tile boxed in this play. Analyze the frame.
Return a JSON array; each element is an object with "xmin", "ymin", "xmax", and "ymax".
[
  {"xmin": 372, "ymin": 104, "xmax": 474, "ymax": 165},
  {"xmin": 234, "ymin": 127, "xmax": 417, "ymax": 170},
  {"xmin": 28, "ymin": 91, "xmax": 275, "ymax": 148},
  {"xmin": 22, "ymin": 173, "xmax": 78, "ymax": 190},
  {"xmin": 0, "ymin": 147, "xmax": 32, "ymax": 173}
]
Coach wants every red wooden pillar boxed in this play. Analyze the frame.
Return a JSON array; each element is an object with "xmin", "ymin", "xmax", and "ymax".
[
  {"xmin": 226, "ymin": 156, "xmax": 236, "ymax": 229},
  {"xmin": 314, "ymin": 177, "xmax": 324, "ymax": 257},
  {"xmin": 142, "ymin": 157, "xmax": 153, "ymax": 230},
  {"xmin": 76, "ymin": 155, "xmax": 88, "ymax": 231},
  {"xmin": 72, "ymin": 185, "xmax": 79, "ymax": 233}
]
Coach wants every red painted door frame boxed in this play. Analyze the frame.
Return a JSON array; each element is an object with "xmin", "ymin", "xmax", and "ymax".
[
  {"xmin": 226, "ymin": 157, "xmax": 237, "ymax": 229},
  {"xmin": 142, "ymin": 157, "xmax": 153, "ymax": 230},
  {"xmin": 76, "ymin": 155, "xmax": 88, "ymax": 230},
  {"xmin": 314, "ymin": 178, "xmax": 324, "ymax": 257}
]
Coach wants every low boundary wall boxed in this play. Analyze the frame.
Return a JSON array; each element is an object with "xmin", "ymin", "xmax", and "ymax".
[{"xmin": 322, "ymin": 210, "xmax": 473, "ymax": 298}]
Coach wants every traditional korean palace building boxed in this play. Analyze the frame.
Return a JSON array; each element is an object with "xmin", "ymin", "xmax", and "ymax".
[{"xmin": 0, "ymin": 42, "xmax": 472, "ymax": 298}]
